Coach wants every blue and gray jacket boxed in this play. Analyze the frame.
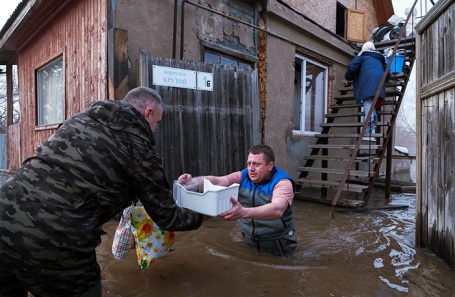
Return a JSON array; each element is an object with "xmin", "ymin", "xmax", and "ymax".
[{"xmin": 237, "ymin": 166, "xmax": 295, "ymax": 241}]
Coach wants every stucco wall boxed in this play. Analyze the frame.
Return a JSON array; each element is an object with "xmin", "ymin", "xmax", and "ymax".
[
  {"xmin": 282, "ymin": 0, "xmax": 380, "ymax": 42},
  {"xmin": 115, "ymin": 0, "xmax": 200, "ymax": 89},
  {"xmin": 263, "ymin": 2, "xmax": 356, "ymax": 179}
]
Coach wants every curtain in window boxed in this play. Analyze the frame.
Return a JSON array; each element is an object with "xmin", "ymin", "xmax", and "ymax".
[{"xmin": 37, "ymin": 56, "xmax": 63, "ymax": 126}]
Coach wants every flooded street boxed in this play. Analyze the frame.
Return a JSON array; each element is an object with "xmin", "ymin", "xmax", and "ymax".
[{"xmin": 97, "ymin": 192, "xmax": 455, "ymax": 296}]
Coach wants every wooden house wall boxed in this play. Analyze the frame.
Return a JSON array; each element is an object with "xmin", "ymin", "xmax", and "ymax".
[
  {"xmin": 416, "ymin": 0, "xmax": 455, "ymax": 267},
  {"xmin": 10, "ymin": 0, "xmax": 107, "ymax": 169}
]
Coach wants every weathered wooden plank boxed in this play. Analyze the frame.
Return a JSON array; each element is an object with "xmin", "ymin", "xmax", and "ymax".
[
  {"xmin": 437, "ymin": 92, "xmax": 445, "ymax": 254},
  {"xmin": 421, "ymin": 95, "xmax": 428, "ymax": 246},
  {"xmin": 431, "ymin": 15, "xmax": 439, "ymax": 83},
  {"xmin": 428, "ymin": 95, "xmax": 439, "ymax": 252},
  {"xmin": 444, "ymin": 87, "xmax": 455, "ymax": 266},
  {"xmin": 107, "ymin": 28, "xmax": 129, "ymax": 101}
]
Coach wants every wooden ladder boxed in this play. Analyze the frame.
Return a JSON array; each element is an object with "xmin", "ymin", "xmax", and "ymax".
[{"xmin": 296, "ymin": 35, "xmax": 416, "ymax": 208}]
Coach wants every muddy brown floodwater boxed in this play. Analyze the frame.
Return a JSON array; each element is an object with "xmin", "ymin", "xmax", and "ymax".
[{"xmin": 97, "ymin": 192, "xmax": 455, "ymax": 297}]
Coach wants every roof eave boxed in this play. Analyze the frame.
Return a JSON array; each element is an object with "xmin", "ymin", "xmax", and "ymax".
[{"xmin": 373, "ymin": 0, "xmax": 395, "ymax": 26}]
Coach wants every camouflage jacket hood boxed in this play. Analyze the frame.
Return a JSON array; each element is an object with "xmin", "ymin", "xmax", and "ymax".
[{"xmin": 86, "ymin": 100, "xmax": 154, "ymax": 144}]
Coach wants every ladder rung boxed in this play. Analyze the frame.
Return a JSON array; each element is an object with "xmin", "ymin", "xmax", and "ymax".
[
  {"xmin": 374, "ymin": 38, "xmax": 416, "ymax": 50},
  {"xmin": 325, "ymin": 112, "xmax": 364, "ymax": 118},
  {"xmin": 320, "ymin": 122, "xmax": 389, "ymax": 128},
  {"xmin": 295, "ymin": 178, "xmax": 366, "ymax": 193},
  {"xmin": 315, "ymin": 133, "xmax": 383, "ymax": 138},
  {"xmin": 297, "ymin": 167, "xmax": 374, "ymax": 177},
  {"xmin": 308, "ymin": 144, "xmax": 383, "ymax": 150},
  {"xmin": 334, "ymin": 89, "xmax": 400, "ymax": 101},
  {"xmin": 330, "ymin": 101, "xmax": 397, "ymax": 110},
  {"xmin": 302, "ymin": 155, "xmax": 374, "ymax": 162}
]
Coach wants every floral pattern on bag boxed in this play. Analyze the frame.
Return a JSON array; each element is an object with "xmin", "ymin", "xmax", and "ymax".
[{"xmin": 130, "ymin": 205, "xmax": 175, "ymax": 269}]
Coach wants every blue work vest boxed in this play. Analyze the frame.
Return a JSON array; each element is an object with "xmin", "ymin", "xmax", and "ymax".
[{"xmin": 237, "ymin": 167, "xmax": 295, "ymax": 241}]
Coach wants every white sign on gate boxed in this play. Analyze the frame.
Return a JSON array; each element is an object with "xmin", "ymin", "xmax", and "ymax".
[
  {"xmin": 153, "ymin": 65, "xmax": 197, "ymax": 89},
  {"xmin": 197, "ymin": 71, "xmax": 213, "ymax": 91},
  {"xmin": 153, "ymin": 65, "xmax": 214, "ymax": 91}
]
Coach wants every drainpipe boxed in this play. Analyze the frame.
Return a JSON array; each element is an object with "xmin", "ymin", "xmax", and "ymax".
[
  {"xmin": 172, "ymin": 0, "xmax": 178, "ymax": 59},
  {"xmin": 180, "ymin": 0, "xmax": 188, "ymax": 60}
]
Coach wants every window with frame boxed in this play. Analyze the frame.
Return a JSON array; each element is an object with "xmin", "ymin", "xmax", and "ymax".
[
  {"xmin": 336, "ymin": 2, "xmax": 346, "ymax": 38},
  {"xmin": 293, "ymin": 55, "xmax": 328, "ymax": 135},
  {"xmin": 36, "ymin": 56, "xmax": 64, "ymax": 126},
  {"xmin": 204, "ymin": 51, "xmax": 252, "ymax": 68}
]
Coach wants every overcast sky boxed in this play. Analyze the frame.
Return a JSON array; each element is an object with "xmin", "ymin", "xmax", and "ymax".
[{"xmin": 0, "ymin": 1, "xmax": 20, "ymax": 30}]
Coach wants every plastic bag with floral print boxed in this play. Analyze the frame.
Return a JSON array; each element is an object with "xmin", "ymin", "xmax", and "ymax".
[{"xmin": 130, "ymin": 204, "xmax": 175, "ymax": 269}]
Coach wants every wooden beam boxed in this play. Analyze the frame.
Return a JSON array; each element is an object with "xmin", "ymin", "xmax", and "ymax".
[
  {"xmin": 6, "ymin": 64, "xmax": 13, "ymax": 126},
  {"xmin": 108, "ymin": 28, "xmax": 129, "ymax": 101}
]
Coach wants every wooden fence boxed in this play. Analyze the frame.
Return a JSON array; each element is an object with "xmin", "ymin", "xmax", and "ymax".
[
  {"xmin": 416, "ymin": 0, "xmax": 455, "ymax": 267},
  {"xmin": 139, "ymin": 51, "xmax": 261, "ymax": 183}
]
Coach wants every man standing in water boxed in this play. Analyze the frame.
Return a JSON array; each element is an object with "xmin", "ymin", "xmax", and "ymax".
[
  {"xmin": 179, "ymin": 144, "xmax": 296, "ymax": 257},
  {"xmin": 0, "ymin": 87, "xmax": 204, "ymax": 297}
]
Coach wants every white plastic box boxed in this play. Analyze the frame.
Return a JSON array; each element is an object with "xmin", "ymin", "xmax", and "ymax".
[{"xmin": 173, "ymin": 179, "xmax": 239, "ymax": 216}]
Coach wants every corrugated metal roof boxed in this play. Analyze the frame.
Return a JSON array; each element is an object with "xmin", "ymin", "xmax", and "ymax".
[{"xmin": 0, "ymin": 0, "xmax": 28, "ymax": 41}]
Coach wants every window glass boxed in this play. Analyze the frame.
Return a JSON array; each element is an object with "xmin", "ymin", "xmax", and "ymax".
[
  {"xmin": 204, "ymin": 51, "xmax": 252, "ymax": 68},
  {"xmin": 12, "ymin": 65, "xmax": 20, "ymax": 124},
  {"xmin": 37, "ymin": 56, "xmax": 64, "ymax": 126},
  {"xmin": 220, "ymin": 57, "xmax": 237, "ymax": 66},
  {"xmin": 204, "ymin": 52, "xmax": 220, "ymax": 65},
  {"xmin": 0, "ymin": 65, "xmax": 20, "ymax": 130},
  {"xmin": 293, "ymin": 55, "xmax": 327, "ymax": 135}
]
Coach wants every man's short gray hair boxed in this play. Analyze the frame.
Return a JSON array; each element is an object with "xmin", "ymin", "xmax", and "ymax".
[{"xmin": 123, "ymin": 87, "xmax": 163, "ymax": 113}]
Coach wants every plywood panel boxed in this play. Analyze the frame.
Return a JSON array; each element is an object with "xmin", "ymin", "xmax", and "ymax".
[{"xmin": 346, "ymin": 9, "xmax": 367, "ymax": 43}]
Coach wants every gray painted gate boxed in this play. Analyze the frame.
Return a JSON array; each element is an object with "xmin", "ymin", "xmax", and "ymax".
[{"xmin": 139, "ymin": 51, "xmax": 261, "ymax": 183}]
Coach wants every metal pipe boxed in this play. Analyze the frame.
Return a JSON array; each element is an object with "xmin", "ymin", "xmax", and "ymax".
[
  {"xmin": 172, "ymin": 0, "xmax": 178, "ymax": 59},
  {"xmin": 180, "ymin": 0, "xmax": 187, "ymax": 60}
]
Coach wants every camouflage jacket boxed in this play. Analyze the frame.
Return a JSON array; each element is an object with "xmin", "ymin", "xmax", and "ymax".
[{"xmin": 0, "ymin": 100, "xmax": 202, "ymax": 265}]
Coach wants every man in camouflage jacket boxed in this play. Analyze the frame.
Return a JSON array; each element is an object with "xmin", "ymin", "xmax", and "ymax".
[{"xmin": 0, "ymin": 87, "xmax": 203, "ymax": 297}]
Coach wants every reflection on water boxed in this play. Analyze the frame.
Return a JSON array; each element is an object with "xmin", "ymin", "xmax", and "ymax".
[{"xmin": 97, "ymin": 193, "xmax": 455, "ymax": 297}]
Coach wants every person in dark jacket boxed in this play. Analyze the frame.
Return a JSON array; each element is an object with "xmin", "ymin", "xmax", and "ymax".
[
  {"xmin": 345, "ymin": 41, "xmax": 391, "ymax": 133},
  {"xmin": 0, "ymin": 87, "xmax": 204, "ymax": 297},
  {"xmin": 178, "ymin": 144, "xmax": 296, "ymax": 257}
]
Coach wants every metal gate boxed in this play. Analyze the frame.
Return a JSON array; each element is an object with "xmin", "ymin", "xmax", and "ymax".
[{"xmin": 139, "ymin": 51, "xmax": 260, "ymax": 183}]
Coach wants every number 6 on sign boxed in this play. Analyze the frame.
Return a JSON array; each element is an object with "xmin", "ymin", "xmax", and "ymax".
[{"xmin": 197, "ymin": 72, "xmax": 213, "ymax": 91}]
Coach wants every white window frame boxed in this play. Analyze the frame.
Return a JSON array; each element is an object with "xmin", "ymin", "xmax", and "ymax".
[
  {"xmin": 293, "ymin": 54, "xmax": 328, "ymax": 136},
  {"xmin": 36, "ymin": 55, "xmax": 64, "ymax": 127}
]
